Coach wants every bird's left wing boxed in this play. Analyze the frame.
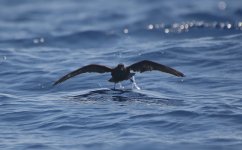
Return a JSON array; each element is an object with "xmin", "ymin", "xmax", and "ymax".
[
  {"xmin": 53, "ymin": 64, "xmax": 112, "ymax": 86},
  {"xmin": 127, "ymin": 60, "xmax": 185, "ymax": 77}
]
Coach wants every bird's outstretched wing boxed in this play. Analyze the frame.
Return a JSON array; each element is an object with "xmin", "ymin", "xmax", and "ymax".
[
  {"xmin": 53, "ymin": 64, "xmax": 112, "ymax": 86},
  {"xmin": 127, "ymin": 60, "xmax": 185, "ymax": 77}
]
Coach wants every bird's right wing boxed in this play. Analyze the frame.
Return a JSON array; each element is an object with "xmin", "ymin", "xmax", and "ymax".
[
  {"xmin": 127, "ymin": 60, "xmax": 185, "ymax": 77},
  {"xmin": 53, "ymin": 64, "xmax": 112, "ymax": 86}
]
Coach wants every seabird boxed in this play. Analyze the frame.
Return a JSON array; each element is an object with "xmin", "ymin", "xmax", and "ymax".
[{"xmin": 53, "ymin": 60, "xmax": 185, "ymax": 88}]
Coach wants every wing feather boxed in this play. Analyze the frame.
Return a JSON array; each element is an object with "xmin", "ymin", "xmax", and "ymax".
[
  {"xmin": 53, "ymin": 64, "xmax": 112, "ymax": 85},
  {"xmin": 127, "ymin": 60, "xmax": 185, "ymax": 77}
]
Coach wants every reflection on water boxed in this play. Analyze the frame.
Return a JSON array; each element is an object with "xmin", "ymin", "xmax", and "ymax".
[{"xmin": 64, "ymin": 88, "xmax": 184, "ymax": 106}]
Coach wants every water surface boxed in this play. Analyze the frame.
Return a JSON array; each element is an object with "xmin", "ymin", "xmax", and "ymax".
[{"xmin": 1, "ymin": 0, "xmax": 242, "ymax": 150}]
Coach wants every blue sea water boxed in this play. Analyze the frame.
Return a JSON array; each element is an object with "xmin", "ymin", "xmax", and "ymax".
[{"xmin": 1, "ymin": 0, "xmax": 242, "ymax": 149}]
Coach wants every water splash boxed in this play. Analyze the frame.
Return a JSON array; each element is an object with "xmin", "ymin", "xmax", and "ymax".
[
  {"xmin": 131, "ymin": 76, "xmax": 141, "ymax": 90},
  {"xmin": 0, "ymin": 56, "xmax": 7, "ymax": 64},
  {"xmin": 118, "ymin": 83, "xmax": 124, "ymax": 89}
]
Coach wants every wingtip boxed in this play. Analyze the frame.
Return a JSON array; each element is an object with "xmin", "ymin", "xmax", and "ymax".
[
  {"xmin": 175, "ymin": 71, "xmax": 185, "ymax": 77},
  {"xmin": 178, "ymin": 72, "xmax": 185, "ymax": 77},
  {"xmin": 52, "ymin": 81, "xmax": 60, "ymax": 86}
]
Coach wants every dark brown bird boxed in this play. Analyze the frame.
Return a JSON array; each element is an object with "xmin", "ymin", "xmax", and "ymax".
[{"xmin": 53, "ymin": 60, "xmax": 185, "ymax": 88}]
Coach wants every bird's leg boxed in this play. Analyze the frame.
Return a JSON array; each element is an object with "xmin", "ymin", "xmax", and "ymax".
[
  {"xmin": 130, "ymin": 78, "xmax": 134, "ymax": 83},
  {"xmin": 113, "ymin": 83, "xmax": 116, "ymax": 90},
  {"xmin": 130, "ymin": 76, "xmax": 140, "ymax": 90}
]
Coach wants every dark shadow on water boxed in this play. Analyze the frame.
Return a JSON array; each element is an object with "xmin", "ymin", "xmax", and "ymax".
[{"xmin": 65, "ymin": 88, "xmax": 184, "ymax": 106}]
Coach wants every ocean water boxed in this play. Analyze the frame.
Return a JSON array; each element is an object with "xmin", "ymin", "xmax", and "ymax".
[{"xmin": 1, "ymin": 0, "xmax": 242, "ymax": 149}]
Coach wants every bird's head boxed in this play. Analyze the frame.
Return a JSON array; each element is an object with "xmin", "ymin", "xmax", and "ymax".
[{"xmin": 117, "ymin": 64, "xmax": 125, "ymax": 70}]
